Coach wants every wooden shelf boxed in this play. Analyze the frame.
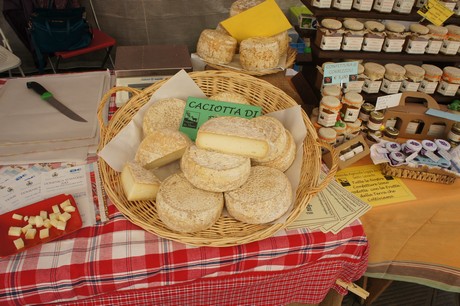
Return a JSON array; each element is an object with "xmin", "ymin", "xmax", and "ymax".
[
  {"xmin": 311, "ymin": 43, "xmax": 460, "ymax": 63},
  {"xmin": 301, "ymin": 1, "xmax": 460, "ymax": 25}
]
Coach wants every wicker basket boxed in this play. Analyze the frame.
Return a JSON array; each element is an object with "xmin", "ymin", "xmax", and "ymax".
[
  {"xmin": 97, "ymin": 70, "xmax": 338, "ymax": 247},
  {"xmin": 381, "ymin": 163, "xmax": 457, "ymax": 184},
  {"xmin": 205, "ymin": 47, "xmax": 297, "ymax": 76}
]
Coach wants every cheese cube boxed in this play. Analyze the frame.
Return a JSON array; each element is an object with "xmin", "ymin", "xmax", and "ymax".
[
  {"xmin": 60, "ymin": 199, "xmax": 71, "ymax": 209},
  {"xmin": 49, "ymin": 213, "xmax": 58, "ymax": 221},
  {"xmin": 39, "ymin": 228, "xmax": 50, "ymax": 239},
  {"xmin": 13, "ymin": 238, "xmax": 24, "ymax": 250},
  {"xmin": 56, "ymin": 220, "xmax": 67, "ymax": 231},
  {"xmin": 58, "ymin": 212, "xmax": 71, "ymax": 222},
  {"xmin": 50, "ymin": 219, "xmax": 59, "ymax": 229},
  {"xmin": 12, "ymin": 213, "xmax": 23, "ymax": 220},
  {"xmin": 25, "ymin": 228, "xmax": 37, "ymax": 239},
  {"xmin": 35, "ymin": 216, "xmax": 44, "ymax": 228},
  {"xmin": 63, "ymin": 205, "xmax": 76, "ymax": 213},
  {"xmin": 40, "ymin": 210, "xmax": 48, "ymax": 220},
  {"xmin": 8, "ymin": 226, "xmax": 22, "ymax": 237},
  {"xmin": 43, "ymin": 219, "xmax": 52, "ymax": 229},
  {"xmin": 28, "ymin": 216, "xmax": 36, "ymax": 225},
  {"xmin": 24, "ymin": 216, "xmax": 29, "ymax": 221},
  {"xmin": 22, "ymin": 224, "xmax": 33, "ymax": 234},
  {"xmin": 52, "ymin": 204, "xmax": 60, "ymax": 214}
]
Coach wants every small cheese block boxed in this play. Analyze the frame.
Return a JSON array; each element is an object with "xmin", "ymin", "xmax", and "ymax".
[
  {"xmin": 156, "ymin": 173, "xmax": 224, "ymax": 233},
  {"xmin": 60, "ymin": 199, "xmax": 71, "ymax": 209},
  {"xmin": 195, "ymin": 116, "xmax": 269, "ymax": 159},
  {"xmin": 50, "ymin": 219, "xmax": 59, "ymax": 229},
  {"xmin": 13, "ymin": 238, "xmax": 24, "ymax": 250},
  {"xmin": 22, "ymin": 223, "xmax": 33, "ymax": 234},
  {"xmin": 35, "ymin": 216, "xmax": 44, "ymax": 228},
  {"xmin": 23, "ymin": 216, "xmax": 29, "ymax": 221},
  {"xmin": 142, "ymin": 98, "xmax": 187, "ymax": 137},
  {"xmin": 209, "ymin": 91, "xmax": 250, "ymax": 105},
  {"xmin": 58, "ymin": 212, "xmax": 72, "ymax": 222},
  {"xmin": 121, "ymin": 161, "xmax": 161, "ymax": 201},
  {"xmin": 49, "ymin": 213, "xmax": 59, "ymax": 221},
  {"xmin": 56, "ymin": 220, "xmax": 67, "ymax": 231},
  {"xmin": 135, "ymin": 129, "xmax": 191, "ymax": 169},
  {"xmin": 43, "ymin": 219, "xmax": 52, "ymax": 229},
  {"xmin": 253, "ymin": 130, "xmax": 296, "ymax": 172},
  {"xmin": 181, "ymin": 145, "xmax": 251, "ymax": 192},
  {"xmin": 251, "ymin": 116, "xmax": 287, "ymax": 163},
  {"xmin": 8, "ymin": 226, "xmax": 22, "ymax": 237},
  {"xmin": 239, "ymin": 37, "xmax": 280, "ymax": 71},
  {"xmin": 12, "ymin": 213, "xmax": 23, "ymax": 220},
  {"xmin": 25, "ymin": 228, "xmax": 37, "ymax": 239},
  {"xmin": 28, "ymin": 216, "xmax": 36, "ymax": 225},
  {"xmin": 40, "ymin": 210, "xmax": 48, "ymax": 220},
  {"xmin": 63, "ymin": 205, "xmax": 76, "ymax": 213},
  {"xmin": 52, "ymin": 204, "xmax": 60, "ymax": 214},
  {"xmin": 39, "ymin": 228, "xmax": 50, "ymax": 239},
  {"xmin": 225, "ymin": 166, "xmax": 292, "ymax": 224},
  {"xmin": 196, "ymin": 29, "xmax": 237, "ymax": 65}
]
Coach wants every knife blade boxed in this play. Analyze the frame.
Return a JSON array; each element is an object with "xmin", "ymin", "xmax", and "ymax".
[{"xmin": 26, "ymin": 81, "xmax": 88, "ymax": 122}]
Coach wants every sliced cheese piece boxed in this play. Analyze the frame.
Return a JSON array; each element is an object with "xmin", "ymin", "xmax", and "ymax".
[
  {"xmin": 253, "ymin": 130, "xmax": 296, "ymax": 172},
  {"xmin": 225, "ymin": 166, "xmax": 292, "ymax": 224},
  {"xmin": 196, "ymin": 29, "xmax": 237, "ymax": 65},
  {"xmin": 60, "ymin": 199, "xmax": 71, "ymax": 209},
  {"xmin": 142, "ymin": 98, "xmax": 186, "ymax": 137},
  {"xmin": 13, "ymin": 238, "xmax": 24, "ymax": 250},
  {"xmin": 25, "ymin": 228, "xmax": 37, "ymax": 239},
  {"xmin": 56, "ymin": 220, "xmax": 67, "ymax": 231},
  {"xmin": 156, "ymin": 173, "xmax": 224, "ymax": 233},
  {"xmin": 135, "ymin": 129, "xmax": 191, "ymax": 170},
  {"xmin": 181, "ymin": 145, "xmax": 251, "ymax": 192},
  {"xmin": 209, "ymin": 91, "xmax": 250, "ymax": 105},
  {"xmin": 35, "ymin": 216, "xmax": 44, "ymax": 228},
  {"xmin": 28, "ymin": 216, "xmax": 36, "ymax": 226},
  {"xmin": 39, "ymin": 228, "xmax": 50, "ymax": 239},
  {"xmin": 49, "ymin": 213, "xmax": 59, "ymax": 221},
  {"xmin": 121, "ymin": 161, "xmax": 161, "ymax": 201},
  {"xmin": 12, "ymin": 213, "xmax": 23, "ymax": 220},
  {"xmin": 63, "ymin": 205, "xmax": 76, "ymax": 213},
  {"xmin": 251, "ymin": 116, "xmax": 287, "ymax": 163},
  {"xmin": 22, "ymin": 223, "xmax": 33, "ymax": 234},
  {"xmin": 239, "ymin": 36, "xmax": 280, "ymax": 71},
  {"xmin": 58, "ymin": 212, "xmax": 72, "ymax": 222},
  {"xmin": 8, "ymin": 226, "xmax": 22, "ymax": 237},
  {"xmin": 52, "ymin": 205, "xmax": 60, "ymax": 214},
  {"xmin": 43, "ymin": 219, "xmax": 52, "ymax": 229},
  {"xmin": 40, "ymin": 210, "xmax": 48, "ymax": 220},
  {"xmin": 196, "ymin": 116, "xmax": 269, "ymax": 159}
]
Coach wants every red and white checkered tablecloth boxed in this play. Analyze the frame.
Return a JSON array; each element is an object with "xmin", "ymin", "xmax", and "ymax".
[{"xmin": 0, "ymin": 203, "xmax": 368, "ymax": 306}]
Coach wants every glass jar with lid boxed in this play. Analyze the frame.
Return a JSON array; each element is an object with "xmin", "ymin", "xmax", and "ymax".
[
  {"xmin": 426, "ymin": 24, "xmax": 448, "ymax": 54},
  {"xmin": 315, "ymin": 19, "xmax": 344, "ymax": 51},
  {"xmin": 341, "ymin": 19, "xmax": 365, "ymax": 51},
  {"xmin": 440, "ymin": 25, "xmax": 460, "ymax": 55},
  {"xmin": 419, "ymin": 64, "xmax": 442, "ymax": 94},
  {"xmin": 383, "ymin": 126, "xmax": 400, "ymax": 139},
  {"xmin": 311, "ymin": 0, "xmax": 333, "ymax": 8},
  {"xmin": 317, "ymin": 95, "xmax": 342, "ymax": 127},
  {"xmin": 333, "ymin": 122, "xmax": 347, "ymax": 145},
  {"xmin": 321, "ymin": 84, "xmax": 342, "ymax": 99},
  {"xmin": 437, "ymin": 66, "xmax": 460, "ymax": 96},
  {"xmin": 383, "ymin": 21, "xmax": 408, "ymax": 52},
  {"xmin": 373, "ymin": 0, "xmax": 396, "ymax": 12},
  {"xmin": 353, "ymin": 0, "xmax": 374, "ymax": 11},
  {"xmin": 405, "ymin": 23, "xmax": 429, "ymax": 54},
  {"xmin": 447, "ymin": 122, "xmax": 460, "ymax": 146},
  {"xmin": 366, "ymin": 110, "xmax": 384, "ymax": 131},
  {"xmin": 318, "ymin": 127, "xmax": 338, "ymax": 153},
  {"xmin": 343, "ymin": 63, "xmax": 365, "ymax": 93},
  {"xmin": 362, "ymin": 21, "xmax": 385, "ymax": 52},
  {"xmin": 393, "ymin": 0, "xmax": 415, "ymax": 13},
  {"xmin": 381, "ymin": 63, "xmax": 406, "ymax": 94},
  {"xmin": 358, "ymin": 102, "xmax": 375, "ymax": 122},
  {"xmin": 345, "ymin": 118, "xmax": 363, "ymax": 140},
  {"xmin": 362, "ymin": 62, "xmax": 385, "ymax": 93},
  {"xmin": 341, "ymin": 91, "xmax": 364, "ymax": 122},
  {"xmin": 400, "ymin": 64, "xmax": 425, "ymax": 92},
  {"xmin": 333, "ymin": 0, "xmax": 353, "ymax": 10}
]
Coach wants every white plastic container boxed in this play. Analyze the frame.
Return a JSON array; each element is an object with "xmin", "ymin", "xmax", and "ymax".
[
  {"xmin": 353, "ymin": 0, "xmax": 374, "ymax": 10},
  {"xmin": 333, "ymin": 0, "xmax": 353, "ymax": 10},
  {"xmin": 311, "ymin": 0, "xmax": 333, "ymax": 8},
  {"xmin": 373, "ymin": 0, "xmax": 396, "ymax": 12}
]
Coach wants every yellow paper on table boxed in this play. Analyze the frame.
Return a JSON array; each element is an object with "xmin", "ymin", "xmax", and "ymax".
[
  {"xmin": 220, "ymin": 0, "xmax": 292, "ymax": 42},
  {"xmin": 335, "ymin": 164, "xmax": 416, "ymax": 207},
  {"xmin": 417, "ymin": 0, "xmax": 454, "ymax": 26}
]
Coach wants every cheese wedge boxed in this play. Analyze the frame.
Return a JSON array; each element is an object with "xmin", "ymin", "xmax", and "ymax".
[
  {"xmin": 225, "ymin": 166, "xmax": 292, "ymax": 224},
  {"xmin": 253, "ymin": 130, "xmax": 296, "ymax": 172},
  {"xmin": 156, "ymin": 173, "xmax": 224, "ymax": 233},
  {"xmin": 251, "ymin": 116, "xmax": 287, "ymax": 163},
  {"xmin": 181, "ymin": 145, "xmax": 251, "ymax": 192},
  {"xmin": 121, "ymin": 161, "xmax": 161, "ymax": 201},
  {"xmin": 135, "ymin": 129, "xmax": 191, "ymax": 169},
  {"xmin": 196, "ymin": 116, "xmax": 269, "ymax": 159},
  {"xmin": 142, "ymin": 98, "xmax": 186, "ymax": 137}
]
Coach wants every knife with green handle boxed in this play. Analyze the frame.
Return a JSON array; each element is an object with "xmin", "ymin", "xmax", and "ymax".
[{"xmin": 26, "ymin": 81, "xmax": 88, "ymax": 122}]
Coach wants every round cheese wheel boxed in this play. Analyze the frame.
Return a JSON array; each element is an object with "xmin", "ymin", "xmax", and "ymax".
[
  {"xmin": 142, "ymin": 98, "xmax": 186, "ymax": 137},
  {"xmin": 225, "ymin": 166, "xmax": 292, "ymax": 224},
  {"xmin": 181, "ymin": 145, "xmax": 251, "ymax": 192},
  {"xmin": 252, "ymin": 129, "xmax": 296, "ymax": 172},
  {"xmin": 197, "ymin": 29, "xmax": 237, "ymax": 65},
  {"xmin": 156, "ymin": 173, "xmax": 224, "ymax": 233},
  {"xmin": 271, "ymin": 30, "xmax": 290, "ymax": 55},
  {"xmin": 239, "ymin": 37, "xmax": 280, "ymax": 71},
  {"xmin": 251, "ymin": 115, "xmax": 287, "ymax": 163},
  {"xmin": 209, "ymin": 91, "xmax": 250, "ymax": 104},
  {"xmin": 229, "ymin": 0, "xmax": 264, "ymax": 16}
]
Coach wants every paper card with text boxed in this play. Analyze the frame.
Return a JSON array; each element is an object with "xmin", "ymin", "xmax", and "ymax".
[
  {"xmin": 417, "ymin": 0, "xmax": 454, "ymax": 26},
  {"xmin": 323, "ymin": 62, "xmax": 358, "ymax": 85},
  {"xmin": 220, "ymin": 0, "xmax": 292, "ymax": 42},
  {"xmin": 179, "ymin": 97, "xmax": 262, "ymax": 141},
  {"xmin": 375, "ymin": 93, "xmax": 402, "ymax": 111}
]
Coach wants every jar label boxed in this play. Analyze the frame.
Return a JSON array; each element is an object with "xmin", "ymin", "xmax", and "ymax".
[
  {"xmin": 312, "ymin": 0, "xmax": 333, "ymax": 8},
  {"xmin": 437, "ymin": 80, "xmax": 460, "ymax": 96},
  {"xmin": 380, "ymin": 79, "xmax": 402, "ymax": 94},
  {"xmin": 393, "ymin": 0, "xmax": 415, "ymax": 13},
  {"xmin": 362, "ymin": 79, "xmax": 382, "ymax": 93},
  {"xmin": 342, "ymin": 36, "xmax": 364, "ymax": 50},
  {"xmin": 343, "ymin": 107, "xmax": 360, "ymax": 122},
  {"xmin": 353, "ymin": 0, "xmax": 373, "ymax": 10},
  {"xmin": 440, "ymin": 40, "xmax": 460, "ymax": 55},
  {"xmin": 405, "ymin": 122, "xmax": 420, "ymax": 134},
  {"xmin": 440, "ymin": 1, "xmax": 456, "ymax": 10},
  {"xmin": 359, "ymin": 112, "xmax": 370, "ymax": 122},
  {"xmin": 385, "ymin": 118, "xmax": 397, "ymax": 128},
  {"xmin": 320, "ymin": 36, "xmax": 343, "ymax": 50},
  {"xmin": 373, "ymin": 0, "xmax": 396, "ymax": 12},
  {"xmin": 400, "ymin": 80, "xmax": 420, "ymax": 92},
  {"xmin": 382, "ymin": 38, "xmax": 405, "ymax": 52},
  {"xmin": 333, "ymin": 0, "xmax": 353, "ymax": 9},
  {"xmin": 448, "ymin": 130, "xmax": 460, "ymax": 142},
  {"xmin": 362, "ymin": 37, "xmax": 384, "ymax": 52},
  {"xmin": 343, "ymin": 80, "xmax": 364, "ymax": 93},
  {"xmin": 418, "ymin": 80, "xmax": 438, "ymax": 94},
  {"xmin": 317, "ymin": 111, "xmax": 338, "ymax": 127},
  {"xmin": 367, "ymin": 120, "xmax": 382, "ymax": 131},
  {"xmin": 425, "ymin": 40, "xmax": 442, "ymax": 54},
  {"xmin": 405, "ymin": 39, "xmax": 429, "ymax": 54},
  {"xmin": 427, "ymin": 124, "xmax": 446, "ymax": 137}
]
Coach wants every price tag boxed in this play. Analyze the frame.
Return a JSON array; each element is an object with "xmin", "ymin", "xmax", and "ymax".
[
  {"xmin": 417, "ymin": 0, "xmax": 454, "ymax": 26},
  {"xmin": 375, "ymin": 93, "xmax": 402, "ymax": 111},
  {"xmin": 323, "ymin": 62, "xmax": 358, "ymax": 85}
]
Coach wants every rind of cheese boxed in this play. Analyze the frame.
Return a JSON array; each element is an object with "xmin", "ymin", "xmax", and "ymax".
[
  {"xmin": 197, "ymin": 29, "xmax": 237, "ymax": 65},
  {"xmin": 181, "ymin": 145, "xmax": 251, "ymax": 192},
  {"xmin": 121, "ymin": 161, "xmax": 161, "ymax": 201},
  {"xmin": 142, "ymin": 98, "xmax": 186, "ymax": 137},
  {"xmin": 156, "ymin": 173, "xmax": 224, "ymax": 233},
  {"xmin": 239, "ymin": 37, "xmax": 280, "ymax": 71},
  {"xmin": 229, "ymin": 0, "xmax": 264, "ymax": 16},
  {"xmin": 253, "ymin": 130, "xmax": 296, "ymax": 172},
  {"xmin": 196, "ymin": 116, "xmax": 269, "ymax": 159},
  {"xmin": 271, "ymin": 30, "xmax": 290, "ymax": 55},
  {"xmin": 225, "ymin": 166, "xmax": 292, "ymax": 224},
  {"xmin": 135, "ymin": 129, "xmax": 191, "ymax": 169},
  {"xmin": 251, "ymin": 116, "xmax": 287, "ymax": 163},
  {"xmin": 209, "ymin": 91, "xmax": 250, "ymax": 105}
]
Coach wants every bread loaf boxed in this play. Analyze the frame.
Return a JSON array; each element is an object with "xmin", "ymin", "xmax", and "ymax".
[
  {"xmin": 197, "ymin": 29, "xmax": 237, "ymax": 65},
  {"xmin": 196, "ymin": 116, "xmax": 269, "ymax": 159},
  {"xmin": 225, "ymin": 166, "xmax": 292, "ymax": 224},
  {"xmin": 156, "ymin": 173, "xmax": 224, "ymax": 233},
  {"xmin": 181, "ymin": 145, "xmax": 251, "ymax": 192},
  {"xmin": 142, "ymin": 98, "xmax": 186, "ymax": 137},
  {"xmin": 135, "ymin": 129, "xmax": 191, "ymax": 169},
  {"xmin": 239, "ymin": 37, "xmax": 280, "ymax": 71},
  {"xmin": 121, "ymin": 161, "xmax": 161, "ymax": 201}
]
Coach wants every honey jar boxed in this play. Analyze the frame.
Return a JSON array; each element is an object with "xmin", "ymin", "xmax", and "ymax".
[
  {"xmin": 311, "ymin": 0, "xmax": 333, "ymax": 8},
  {"xmin": 366, "ymin": 110, "xmax": 384, "ymax": 131},
  {"xmin": 358, "ymin": 102, "xmax": 375, "ymax": 122},
  {"xmin": 437, "ymin": 66, "xmax": 460, "ymax": 96},
  {"xmin": 345, "ymin": 118, "xmax": 362, "ymax": 140},
  {"xmin": 393, "ymin": 0, "xmax": 415, "ymax": 13},
  {"xmin": 440, "ymin": 25, "xmax": 460, "ymax": 55},
  {"xmin": 447, "ymin": 122, "xmax": 460, "ymax": 146},
  {"xmin": 353, "ymin": 0, "xmax": 374, "ymax": 11},
  {"xmin": 318, "ymin": 127, "xmax": 338, "ymax": 153},
  {"xmin": 373, "ymin": 0, "xmax": 396, "ymax": 12},
  {"xmin": 384, "ymin": 126, "xmax": 400, "ymax": 139},
  {"xmin": 333, "ymin": 0, "xmax": 353, "ymax": 10}
]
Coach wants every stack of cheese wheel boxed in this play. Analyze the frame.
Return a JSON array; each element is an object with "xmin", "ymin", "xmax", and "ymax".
[
  {"xmin": 196, "ymin": 0, "xmax": 289, "ymax": 71},
  {"xmin": 120, "ymin": 94, "xmax": 297, "ymax": 234}
]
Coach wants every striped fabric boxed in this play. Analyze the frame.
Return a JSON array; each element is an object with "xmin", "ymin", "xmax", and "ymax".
[{"xmin": 0, "ymin": 204, "xmax": 369, "ymax": 305}]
